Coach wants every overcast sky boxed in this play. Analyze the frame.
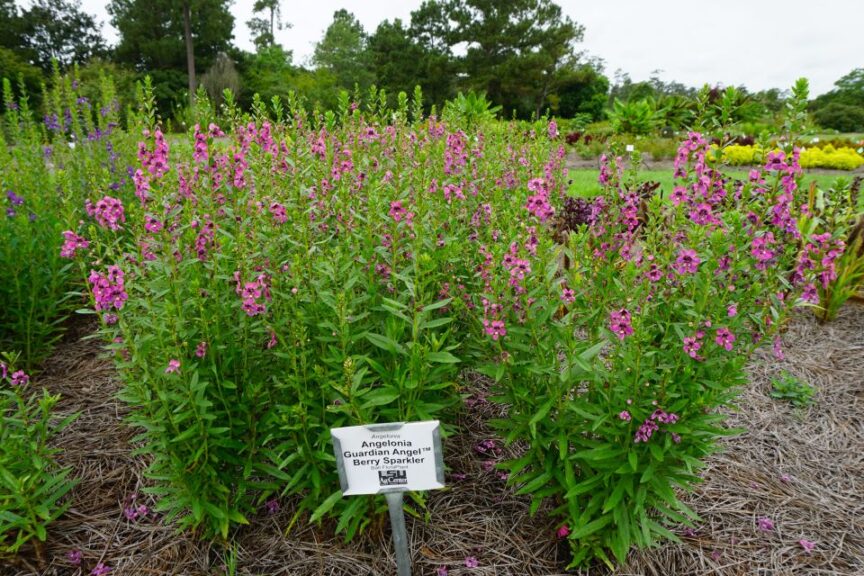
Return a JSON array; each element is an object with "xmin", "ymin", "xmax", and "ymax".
[{"xmin": 71, "ymin": 0, "xmax": 862, "ymax": 96}]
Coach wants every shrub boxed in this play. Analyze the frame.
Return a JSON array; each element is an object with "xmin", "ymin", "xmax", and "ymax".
[
  {"xmin": 719, "ymin": 144, "xmax": 864, "ymax": 170},
  {"xmin": 607, "ymin": 99, "xmax": 656, "ymax": 135},
  {"xmin": 813, "ymin": 102, "xmax": 864, "ymax": 133}
]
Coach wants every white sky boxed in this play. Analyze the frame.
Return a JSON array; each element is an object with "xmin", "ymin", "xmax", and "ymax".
[{"xmin": 61, "ymin": 0, "xmax": 864, "ymax": 96}]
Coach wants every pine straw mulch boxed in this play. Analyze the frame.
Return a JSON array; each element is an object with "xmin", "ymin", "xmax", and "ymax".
[{"xmin": 3, "ymin": 302, "xmax": 863, "ymax": 576}]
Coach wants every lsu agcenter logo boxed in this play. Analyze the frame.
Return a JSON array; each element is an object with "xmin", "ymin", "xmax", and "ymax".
[{"xmin": 378, "ymin": 470, "xmax": 408, "ymax": 486}]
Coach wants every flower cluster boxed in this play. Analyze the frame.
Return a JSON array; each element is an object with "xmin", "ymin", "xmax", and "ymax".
[
  {"xmin": 60, "ymin": 231, "xmax": 90, "ymax": 258},
  {"xmin": 634, "ymin": 409, "xmax": 680, "ymax": 444},
  {"xmin": 88, "ymin": 266, "xmax": 128, "ymax": 312},
  {"xmin": 525, "ymin": 178, "xmax": 554, "ymax": 222},
  {"xmin": 235, "ymin": 272, "xmax": 271, "ymax": 317},
  {"xmin": 86, "ymin": 196, "xmax": 126, "ymax": 230}
]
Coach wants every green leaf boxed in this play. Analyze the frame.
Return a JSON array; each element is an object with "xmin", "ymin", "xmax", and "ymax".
[
  {"xmin": 602, "ymin": 477, "xmax": 630, "ymax": 513},
  {"xmin": 569, "ymin": 514, "xmax": 612, "ymax": 538},
  {"xmin": 426, "ymin": 351, "xmax": 460, "ymax": 364},
  {"xmin": 529, "ymin": 398, "xmax": 555, "ymax": 426},
  {"xmin": 360, "ymin": 388, "xmax": 401, "ymax": 409},
  {"xmin": 365, "ymin": 333, "xmax": 406, "ymax": 355},
  {"xmin": 421, "ymin": 298, "xmax": 452, "ymax": 313},
  {"xmin": 310, "ymin": 490, "xmax": 343, "ymax": 523}
]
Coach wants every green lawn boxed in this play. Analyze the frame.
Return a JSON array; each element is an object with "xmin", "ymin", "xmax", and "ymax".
[{"xmin": 567, "ymin": 169, "xmax": 854, "ymax": 199}]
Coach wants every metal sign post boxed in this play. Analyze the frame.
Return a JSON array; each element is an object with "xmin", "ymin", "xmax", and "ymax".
[
  {"xmin": 384, "ymin": 491, "xmax": 412, "ymax": 576},
  {"xmin": 331, "ymin": 421, "xmax": 445, "ymax": 576}
]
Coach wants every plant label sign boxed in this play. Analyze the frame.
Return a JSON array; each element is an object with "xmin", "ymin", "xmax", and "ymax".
[{"xmin": 331, "ymin": 420, "xmax": 445, "ymax": 496}]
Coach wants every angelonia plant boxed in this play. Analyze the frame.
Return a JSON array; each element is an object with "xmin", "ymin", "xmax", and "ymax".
[
  {"xmin": 0, "ymin": 354, "xmax": 77, "ymax": 562},
  {"xmin": 72, "ymin": 85, "xmax": 562, "ymax": 540},
  {"xmin": 475, "ymin": 82, "xmax": 838, "ymax": 567},
  {"xmin": 0, "ymin": 68, "xmax": 136, "ymax": 369},
  {"xmin": 798, "ymin": 176, "xmax": 864, "ymax": 322},
  {"xmin": 60, "ymin": 77, "xmax": 850, "ymax": 566}
]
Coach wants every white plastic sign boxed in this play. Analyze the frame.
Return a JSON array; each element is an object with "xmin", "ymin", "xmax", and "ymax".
[{"xmin": 331, "ymin": 421, "xmax": 445, "ymax": 496}]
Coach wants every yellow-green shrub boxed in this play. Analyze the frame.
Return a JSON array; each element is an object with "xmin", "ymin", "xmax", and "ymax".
[
  {"xmin": 719, "ymin": 144, "xmax": 864, "ymax": 170},
  {"xmin": 720, "ymin": 144, "xmax": 763, "ymax": 166},
  {"xmin": 800, "ymin": 145, "xmax": 864, "ymax": 170}
]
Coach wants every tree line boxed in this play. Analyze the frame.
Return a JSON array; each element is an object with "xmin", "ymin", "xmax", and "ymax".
[{"xmin": 1, "ymin": 0, "xmax": 862, "ymax": 131}]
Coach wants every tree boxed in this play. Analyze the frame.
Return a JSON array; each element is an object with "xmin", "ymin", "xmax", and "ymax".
[
  {"xmin": 312, "ymin": 9, "xmax": 373, "ymax": 91},
  {"xmin": 18, "ymin": 0, "xmax": 106, "ymax": 71},
  {"xmin": 808, "ymin": 69, "xmax": 864, "ymax": 132},
  {"xmin": 109, "ymin": 0, "xmax": 234, "ymax": 111},
  {"xmin": 247, "ymin": 0, "xmax": 289, "ymax": 51},
  {"xmin": 0, "ymin": 0, "xmax": 23, "ymax": 52},
  {"xmin": 201, "ymin": 51, "xmax": 240, "ymax": 110},
  {"xmin": 555, "ymin": 65, "xmax": 609, "ymax": 120},
  {"xmin": 409, "ymin": 0, "xmax": 584, "ymax": 117},
  {"xmin": 368, "ymin": 18, "xmax": 456, "ymax": 108}
]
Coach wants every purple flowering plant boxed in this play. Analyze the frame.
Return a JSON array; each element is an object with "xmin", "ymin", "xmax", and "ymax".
[
  {"xmin": 0, "ymin": 70, "xmax": 136, "ymax": 369},
  {"xmin": 474, "ymin": 81, "xmax": 835, "ymax": 567},
  {"xmin": 79, "ymin": 86, "xmax": 571, "ymax": 541}
]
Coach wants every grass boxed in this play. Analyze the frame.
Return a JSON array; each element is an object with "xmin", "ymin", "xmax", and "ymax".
[{"xmin": 567, "ymin": 169, "xmax": 853, "ymax": 199}]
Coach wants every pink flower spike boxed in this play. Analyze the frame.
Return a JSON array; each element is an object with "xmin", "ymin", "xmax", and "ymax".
[
  {"xmin": 165, "ymin": 359, "xmax": 181, "ymax": 374},
  {"xmin": 464, "ymin": 556, "xmax": 479, "ymax": 568},
  {"xmin": 557, "ymin": 525, "xmax": 570, "ymax": 539},
  {"xmin": 757, "ymin": 517, "xmax": 774, "ymax": 532},
  {"xmin": 799, "ymin": 539, "xmax": 816, "ymax": 554},
  {"xmin": 436, "ymin": 567, "xmax": 449, "ymax": 576},
  {"xmin": 10, "ymin": 370, "xmax": 30, "ymax": 386}
]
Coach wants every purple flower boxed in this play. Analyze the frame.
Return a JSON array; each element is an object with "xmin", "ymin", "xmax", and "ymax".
[
  {"xmin": 673, "ymin": 248, "xmax": 700, "ymax": 275},
  {"xmin": 86, "ymin": 196, "xmax": 126, "ymax": 230},
  {"xmin": 165, "ymin": 359, "xmax": 181, "ymax": 374},
  {"xmin": 10, "ymin": 370, "xmax": 29, "ymax": 386},
  {"xmin": 683, "ymin": 336, "xmax": 702, "ymax": 359},
  {"xmin": 88, "ymin": 267, "xmax": 128, "ymax": 312},
  {"xmin": 388, "ymin": 200, "xmax": 407, "ymax": 222},
  {"xmin": 799, "ymin": 539, "xmax": 815, "ymax": 553},
  {"xmin": 91, "ymin": 563, "xmax": 112, "ymax": 576},
  {"xmin": 757, "ymin": 517, "xmax": 774, "ymax": 531},
  {"xmin": 561, "ymin": 286, "xmax": 575, "ymax": 303},
  {"xmin": 483, "ymin": 319, "xmax": 507, "ymax": 341},
  {"xmin": 727, "ymin": 303, "xmax": 737, "ymax": 317},
  {"xmin": 634, "ymin": 418, "xmax": 659, "ymax": 443},
  {"xmin": 608, "ymin": 308, "xmax": 634, "ymax": 340},
  {"xmin": 436, "ymin": 567, "xmax": 449, "ymax": 576},
  {"xmin": 60, "ymin": 231, "xmax": 90, "ymax": 258},
  {"xmin": 618, "ymin": 410, "xmax": 631, "ymax": 422},
  {"xmin": 772, "ymin": 336, "xmax": 784, "ymax": 361},
  {"xmin": 714, "ymin": 328, "xmax": 735, "ymax": 351},
  {"xmin": 670, "ymin": 186, "xmax": 690, "ymax": 206},
  {"xmin": 264, "ymin": 498, "xmax": 280, "ymax": 515},
  {"xmin": 6, "ymin": 190, "xmax": 24, "ymax": 206},
  {"xmin": 557, "ymin": 524, "xmax": 570, "ymax": 538},
  {"xmin": 689, "ymin": 203, "xmax": 718, "ymax": 226},
  {"xmin": 67, "ymin": 549, "xmax": 82, "ymax": 565},
  {"xmin": 464, "ymin": 556, "xmax": 479, "ymax": 568},
  {"xmin": 765, "ymin": 151, "xmax": 788, "ymax": 172}
]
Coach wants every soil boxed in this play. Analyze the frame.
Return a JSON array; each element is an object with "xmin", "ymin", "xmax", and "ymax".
[{"xmin": 2, "ymin": 302, "xmax": 863, "ymax": 576}]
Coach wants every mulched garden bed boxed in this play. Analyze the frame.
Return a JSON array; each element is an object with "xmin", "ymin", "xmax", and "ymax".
[{"xmin": 3, "ymin": 302, "xmax": 862, "ymax": 576}]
